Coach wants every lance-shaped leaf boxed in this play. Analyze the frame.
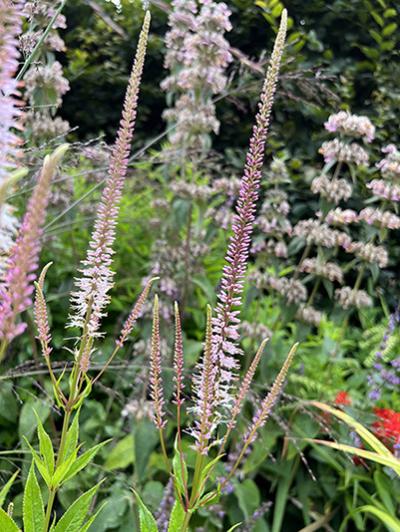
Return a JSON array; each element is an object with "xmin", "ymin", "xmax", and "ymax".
[{"xmin": 23, "ymin": 464, "xmax": 45, "ymax": 532}]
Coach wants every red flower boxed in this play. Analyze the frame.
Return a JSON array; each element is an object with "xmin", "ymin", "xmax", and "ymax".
[
  {"xmin": 334, "ymin": 391, "xmax": 352, "ymax": 406},
  {"xmin": 372, "ymin": 408, "xmax": 400, "ymax": 449}
]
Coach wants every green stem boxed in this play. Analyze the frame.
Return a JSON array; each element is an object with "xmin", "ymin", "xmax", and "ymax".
[
  {"xmin": 0, "ymin": 340, "xmax": 8, "ymax": 363},
  {"xmin": 44, "ymin": 489, "xmax": 56, "ymax": 531},
  {"xmin": 44, "ymin": 409, "xmax": 72, "ymax": 531},
  {"xmin": 189, "ymin": 452, "xmax": 204, "ymax": 508},
  {"xmin": 181, "ymin": 509, "xmax": 192, "ymax": 531}
]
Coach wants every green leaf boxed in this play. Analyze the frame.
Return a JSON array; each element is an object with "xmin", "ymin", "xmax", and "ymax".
[
  {"xmin": 357, "ymin": 505, "xmax": 400, "ymax": 532},
  {"xmin": 104, "ymin": 435, "xmax": 134, "ymax": 471},
  {"xmin": 23, "ymin": 464, "xmax": 45, "ymax": 532},
  {"xmin": 134, "ymin": 420, "xmax": 158, "ymax": 479},
  {"xmin": 167, "ymin": 500, "xmax": 186, "ymax": 532},
  {"xmin": 226, "ymin": 525, "xmax": 242, "ymax": 532},
  {"xmin": 371, "ymin": 11, "xmax": 384, "ymax": 26},
  {"xmin": 77, "ymin": 501, "xmax": 107, "ymax": 532},
  {"xmin": 0, "ymin": 507, "xmax": 20, "ymax": 531},
  {"xmin": 0, "ymin": 471, "xmax": 19, "ymax": 508},
  {"xmin": 53, "ymin": 484, "xmax": 100, "ymax": 532},
  {"xmin": 309, "ymin": 402, "xmax": 394, "ymax": 457},
  {"xmin": 172, "ymin": 442, "xmax": 188, "ymax": 498},
  {"xmin": 382, "ymin": 22, "xmax": 397, "ymax": 36},
  {"xmin": 61, "ymin": 440, "xmax": 109, "ymax": 485},
  {"xmin": 134, "ymin": 491, "xmax": 158, "ymax": 532},
  {"xmin": 235, "ymin": 479, "xmax": 260, "ymax": 520},
  {"xmin": 34, "ymin": 411, "xmax": 55, "ymax": 475},
  {"xmin": 23, "ymin": 438, "xmax": 52, "ymax": 487}
]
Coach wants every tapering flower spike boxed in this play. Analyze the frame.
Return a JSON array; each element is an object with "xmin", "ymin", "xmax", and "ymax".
[
  {"xmin": 0, "ymin": 0, "xmax": 24, "ymax": 280},
  {"xmin": 212, "ymin": 10, "xmax": 287, "ymax": 405},
  {"xmin": 192, "ymin": 305, "xmax": 218, "ymax": 455},
  {"xmin": 227, "ymin": 338, "xmax": 268, "ymax": 432},
  {"xmin": 116, "ymin": 276, "xmax": 159, "ymax": 348},
  {"xmin": 173, "ymin": 302, "xmax": 185, "ymax": 407},
  {"xmin": 34, "ymin": 262, "xmax": 53, "ymax": 358},
  {"xmin": 0, "ymin": 0, "xmax": 23, "ymax": 179},
  {"xmin": 70, "ymin": 11, "xmax": 151, "ymax": 337},
  {"xmin": 244, "ymin": 343, "xmax": 298, "ymax": 446},
  {"xmin": 150, "ymin": 295, "xmax": 166, "ymax": 429},
  {"xmin": 0, "ymin": 145, "xmax": 68, "ymax": 352}
]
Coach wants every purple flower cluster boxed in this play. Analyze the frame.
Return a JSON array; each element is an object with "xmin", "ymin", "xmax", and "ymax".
[{"xmin": 368, "ymin": 309, "xmax": 400, "ymax": 401}]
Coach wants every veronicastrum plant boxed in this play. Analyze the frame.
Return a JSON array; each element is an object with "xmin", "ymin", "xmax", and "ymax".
[
  {"xmin": 134, "ymin": 11, "xmax": 298, "ymax": 531},
  {"xmin": 0, "ymin": 9, "xmax": 155, "ymax": 531},
  {"xmin": 0, "ymin": 5, "xmax": 298, "ymax": 532}
]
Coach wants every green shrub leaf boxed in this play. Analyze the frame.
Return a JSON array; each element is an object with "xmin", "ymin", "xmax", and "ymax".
[
  {"xmin": 23, "ymin": 464, "xmax": 45, "ymax": 532},
  {"xmin": 0, "ymin": 471, "xmax": 19, "ymax": 508},
  {"xmin": 167, "ymin": 500, "xmax": 186, "ymax": 532},
  {"xmin": 53, "ymin": 484, "xmax": 101, "ymax": 532},
  {"xmin": 134, "ymin": 491, "xmax": 158, "ymax": 532},
  {"xmin": 0, "ymin": 507, "xmax": 20, "ymax": 531}
]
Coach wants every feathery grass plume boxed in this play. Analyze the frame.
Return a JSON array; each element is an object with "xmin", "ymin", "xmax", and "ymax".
[
  {"xmin": 150, "ymin": 295, "xmax": 166, "ymax": 429},
  {"xmin": 70, "ymin": 11, "xmax": 151, "ymax": 337},
  {"xmin": 0, "ymin": 0, "xmax": 24, "ymax": 281},
  {"xmin": 173, "ymin": 302, "xmax": 185, "ymax": 406},
  {"xmin": 0, "ymin": 144, "xmax": 68, "ymax": 353},
  {"xmin": 34, "ymin": 262, "xmax": 53, "ymax": 358},
  {"xmin": 116, "ymin": 277, "xmax": 159, "ymax": 348},
  {"xmin": 192, "ymin": 305, "xmax": 218, "ymax": 454},
  {"xmin": 212, "ymin": 10, "xmax": 287, "ymax": 405}
]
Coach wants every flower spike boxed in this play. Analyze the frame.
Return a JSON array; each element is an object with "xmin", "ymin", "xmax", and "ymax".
[
  {"xmin": 116, "ymin": 276, "xmax": 159, "ymax": 348},
  {"xmin": 0, "ymin": 145, "xmax": 68, "ymax": 350},
  {"xmin": 212, "ymin": 10, "xmax": 287, "ymax": 406},
  {"xmin": 245, "ymin": 342, "xmax": 298, "ymax": 446},
  {"xmin": 34, "ymin": 262, "xmax": 53, "ymax": 359},
  {"xmin": 70, "ymin": 11, "xmax": 151, "ymax": 338},
  {"xmin": 150, "ymin": 295, "xmax": 166, "ymax": 429},
  {"xmin": 192, "ymin": 305, "xmax": 218, "ymax": 455},
  {"xmin": 173, "ymin": 302, "xmax": 185, "ymax": 406}
]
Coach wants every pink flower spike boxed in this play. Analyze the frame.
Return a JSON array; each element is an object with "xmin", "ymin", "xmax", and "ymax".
[
  {"xmin": 212, "ymin": 10, "xmax": 287, "ymax": 407},
  {"xmin": 116, "ymin": 276, "xmax": 159, "ymax": 348},
  {"xmin": 70, "ymin": 11, "xmax": 151, "ymax": 338},
  {"xmin": 34, "ymin": 262, "xmax": 53, "ymax": 358},
  {"xmin": 173, "ymin": 302, "xmax": 185, "ymax": 406},
  {"xmin": 150, "ymin": 295, "xmax": 166, "ymax": 430},
  {"xmin": 0, "ymin": 145, "xmax": 68, "ymax": 348}
]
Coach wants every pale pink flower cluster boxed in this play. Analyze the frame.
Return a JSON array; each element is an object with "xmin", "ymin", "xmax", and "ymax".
[
  {"xmin": 335, "ymin": 286, "xmax": 372, "ymax": 309},
  {"xmin": 293, "ymin": 219, "xmax": 351, "ymax": 249},
  {"xmin": 162, "ymin": 0, "xmax": 232, "ymax": 150},
  {"xmin": 376, "ymin": 144, "xmax": 400, "ymax": 180},
  {"xmin": 299, "ymin": 258, "xmax": 343, "ymax": 284},
  {"xmin": 319, "ymin": 139, "xmax": 369, "ymax": 166},
  {"xmin": 345, "ymin": 241, "xmax": 388, "ymax": 269},
  {"xmin": 251, "ymin": 272, "xmax": 307, "ymax": 305},
  {"xmin": 324, "ymin": 111, "xmax": 375, "ymax": 142},
  {"xmin": 358, "ymin": 207, "xmax": 400, "ymax": 229},
  {"xmin": 326, "ymin": 208, "xmax": 358, "ymax": 225},
  {"xmin": 311, "ymin": 175, "xmax": 352, "ymax": 203},
  {"xmin": 295, "ymin": 305, "xmax": 324, "ymax": 326},
  {"xmin": 23, "ymin": 1, "xmax": 69, "ymax": 141},
  {"xmin": 0, "ymin": 0, "xmax": 24, "ymax": 280},
  {"xmin": 367, "ymin": 179, "xmax": 400, "ymax": 202}
]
